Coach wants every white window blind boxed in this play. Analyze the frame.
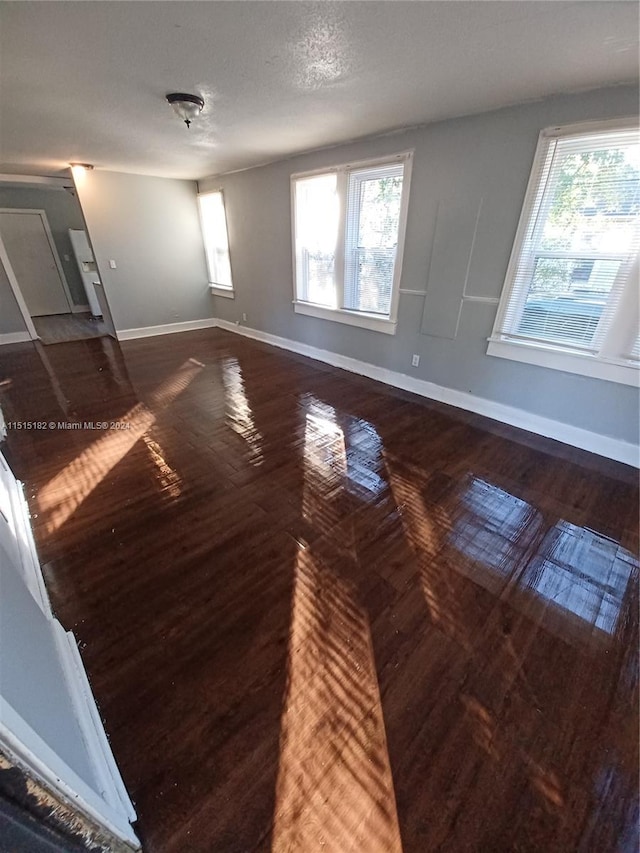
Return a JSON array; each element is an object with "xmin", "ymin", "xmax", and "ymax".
[
  {"xmin": 198, "ymin": 190, "xmax": 233, "ymax": 290},
  {"xmin": 490, "ymin": 122, "xmax": 640, "ymax": 382},
  {"xmin": 292, "ymin": 153, "xmax": 411, "ymax": 333}
]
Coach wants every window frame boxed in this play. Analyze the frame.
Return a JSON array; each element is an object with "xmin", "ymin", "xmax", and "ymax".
[
  {"xmin": 198, "ymin": 189, "xmax": 235, "ymax": 298},
  {"xmin": 488, "ymin": 118, "xmax": 639, "ymax": 387},
  {"xmin": 290, "ymin": 151, "xmax": 413, "ymax": 335}
]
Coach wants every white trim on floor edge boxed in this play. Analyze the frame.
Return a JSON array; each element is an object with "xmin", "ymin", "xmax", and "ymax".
[
  {"xmin": 0, "ymin": 331, "xmax": 31, "ymax": 345},
  {"xmin": 0, "ymin": 696, "xmax": 140, "ymax": 849},
  {"xmin": 214, "ymin": 319, "xmax": 639, "ymax": 468},
  {"xmin": 10, "ymin": 476, "xmax": 52, "ymax": 617},
  {"xmin": 52, "ymin": 623, "xmax": 137, "ymax": 825},
  {"xmin": 116, "ymin": 317, "xmax": 218, "ymax": 341}
]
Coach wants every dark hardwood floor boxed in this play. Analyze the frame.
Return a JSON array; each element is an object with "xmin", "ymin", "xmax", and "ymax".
[{"xmin": 0, "ymin": 328, "xmax": 637, "ymax": 853}]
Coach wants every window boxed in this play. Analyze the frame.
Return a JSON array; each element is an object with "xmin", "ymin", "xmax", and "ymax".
[
  {"xmin": 292, "ymin": 153, "xmax": 412, "ymax": 334},
  {"xmin": 198, "ymin": 190, "xmax": 234, "ymax": 296},
  {"xmin": 489, "ymin": 120, "xmax": 640, "ymax": 386}
]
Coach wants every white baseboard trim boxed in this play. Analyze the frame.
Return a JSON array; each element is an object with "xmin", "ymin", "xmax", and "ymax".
[
  {"xmin": 0, "ymin": 330, "xmax": 31, "ymax": 345},
  {"xmin": 215, "ymin": 319, "xmax": 639, "ymax": 468},
  {"xmin": 117, "ymin": 317, "xmax": 218, "ymax": 341}
]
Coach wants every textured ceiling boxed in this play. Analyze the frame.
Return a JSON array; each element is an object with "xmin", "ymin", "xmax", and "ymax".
[{"xmin": 0, "ymin": 1, "xmax": 638, "ymax": 180}]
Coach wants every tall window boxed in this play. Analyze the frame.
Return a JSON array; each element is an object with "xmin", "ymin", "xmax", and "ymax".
[
  {"xmin": 489, "ymin": 120, "xmax": 639, "ymax": 386},
  {"xmin": 292, "ymin": 153, "xmax": 412, "ymax": 334},
  {"xmin": 198, "ymin": 190, "xmax": 233, "ymax": 294}
]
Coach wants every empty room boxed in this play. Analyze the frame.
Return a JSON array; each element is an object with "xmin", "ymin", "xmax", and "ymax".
[{"xmin": 0, "ymin": 2, "xmax": 638, "ymax": 851}]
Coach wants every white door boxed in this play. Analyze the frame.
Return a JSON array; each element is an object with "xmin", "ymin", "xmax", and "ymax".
[{"xmin": 0, "ymin": 211, "xmax": 71, "ymax": 316}]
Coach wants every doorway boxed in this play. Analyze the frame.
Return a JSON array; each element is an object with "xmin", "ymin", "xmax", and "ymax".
[
  {"xmin": 0, "ymin": 210, "xmax": 74, "ymax": 316},
  {"xmin": 0, "ymin": 181, "xmax": 116, "ymax": 345}
]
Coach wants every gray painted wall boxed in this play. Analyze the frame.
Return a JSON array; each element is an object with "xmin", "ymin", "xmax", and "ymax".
[
  {"xmin": 0, "ymin": 186, "xmax": 86, "ymax": 306},
  {"xmin": 0, "ymin": 257, "xmax": 27, "ymax": 334},
  {"xmin": 200, "ymin": 85, "xmax": 640, "ymax": 446},
  {"xmin": 75, "ymin": 171, "xmax": 211, "ymax": 331}
]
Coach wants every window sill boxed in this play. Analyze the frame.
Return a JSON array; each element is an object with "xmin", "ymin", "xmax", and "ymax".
[
  {"xmin": 487, "ymin": 337, "xmax": 639, "ymax": 387},
  {"xmin": 293, "ymin": 301, "xmax": 397, "ymax": 335},
  {"xmin": 209, "ymin": 284, "xmax": 234, "ymax": 299}
]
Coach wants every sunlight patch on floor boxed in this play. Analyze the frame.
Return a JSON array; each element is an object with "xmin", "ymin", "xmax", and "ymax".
[
  {"xmin": 37, "ymin": 359, "xmax": 202, "ymax": 532},
  {"xmin": 272, "ymin": 546, "xmax": 403, "ymax": 853},
  {"xmin": 221, "ymin": 356, "xmax": 264, "ymax": 464}
]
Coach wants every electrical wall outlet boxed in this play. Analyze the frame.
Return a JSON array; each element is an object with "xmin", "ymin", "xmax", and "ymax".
[
  {"xmin": 411, "ymin": 354, "xmax": 420, "ymax": 367},
  {"xmin": 109, "ymin": 259, "xmax": 117, "ymax": 269},
  {"xmin": 242, "ymin": 313, "xmax": 247, "ymax": 321}
]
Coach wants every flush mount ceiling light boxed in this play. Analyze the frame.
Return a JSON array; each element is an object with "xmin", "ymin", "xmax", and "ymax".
[
  {"xmin": 166, "ymin": 92, "xmax": 205, "ymax": 129},
  {"xmin": 69, "ymin": 163, "xmax": 94, "ymax": 184}
]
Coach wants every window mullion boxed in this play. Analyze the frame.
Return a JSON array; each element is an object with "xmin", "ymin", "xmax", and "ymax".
[{"xmin": 335, "ymin": 169, "xmax": 348, "ymax": 310}]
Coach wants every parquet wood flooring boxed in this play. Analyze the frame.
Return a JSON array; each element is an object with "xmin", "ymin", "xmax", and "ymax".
[{"xmin": 0, "ymin": 328, "xmax": 637, "ymax": 852}]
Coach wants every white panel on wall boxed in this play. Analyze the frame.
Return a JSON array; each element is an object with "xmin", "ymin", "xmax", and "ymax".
[{"xmin": 421, "ymin": 198, "xmax": 482, "ymax": 339}]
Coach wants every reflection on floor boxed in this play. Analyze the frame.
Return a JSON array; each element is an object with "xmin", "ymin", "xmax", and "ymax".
[
  {"xmin": 33, "ymin": 312, "xmax": 108, "ymax": 345},
  {"xmin": 0, "ymin": 329, "xmax": 637, "ymax": 852}
]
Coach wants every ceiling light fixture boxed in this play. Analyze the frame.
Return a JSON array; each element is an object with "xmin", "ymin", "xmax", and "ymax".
[
  {"xmin": 69, "ymin": 163, "xmax": 94, "ymax": 185},
  {"xmin": 166, "ymin": 92, "xmax": 205, "ymax": 129}
]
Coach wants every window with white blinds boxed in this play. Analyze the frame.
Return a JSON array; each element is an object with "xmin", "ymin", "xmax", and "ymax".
[
  {"xmin": 489, "ymin": 120, "xmax": 640, "ymax": 386},
  {"xmin": 198, "ymin": 190, "xmax": 234, "ymax": 293},
  {"xmin": 292, "ymin": 153, "xmax": 412, "ymax": 334}
]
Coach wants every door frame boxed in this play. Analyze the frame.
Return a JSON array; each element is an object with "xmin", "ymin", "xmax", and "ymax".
[
  {"xmin": 0, "ymin": 658, "xmax": 140, "ymax": 850},
  {"xmin": 0, "ymin": 448, "xmax": 139, "ymax": 849},
  {"xmin": 0, "ymin": 207, "xmax": 84, "ymax": 320}
]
